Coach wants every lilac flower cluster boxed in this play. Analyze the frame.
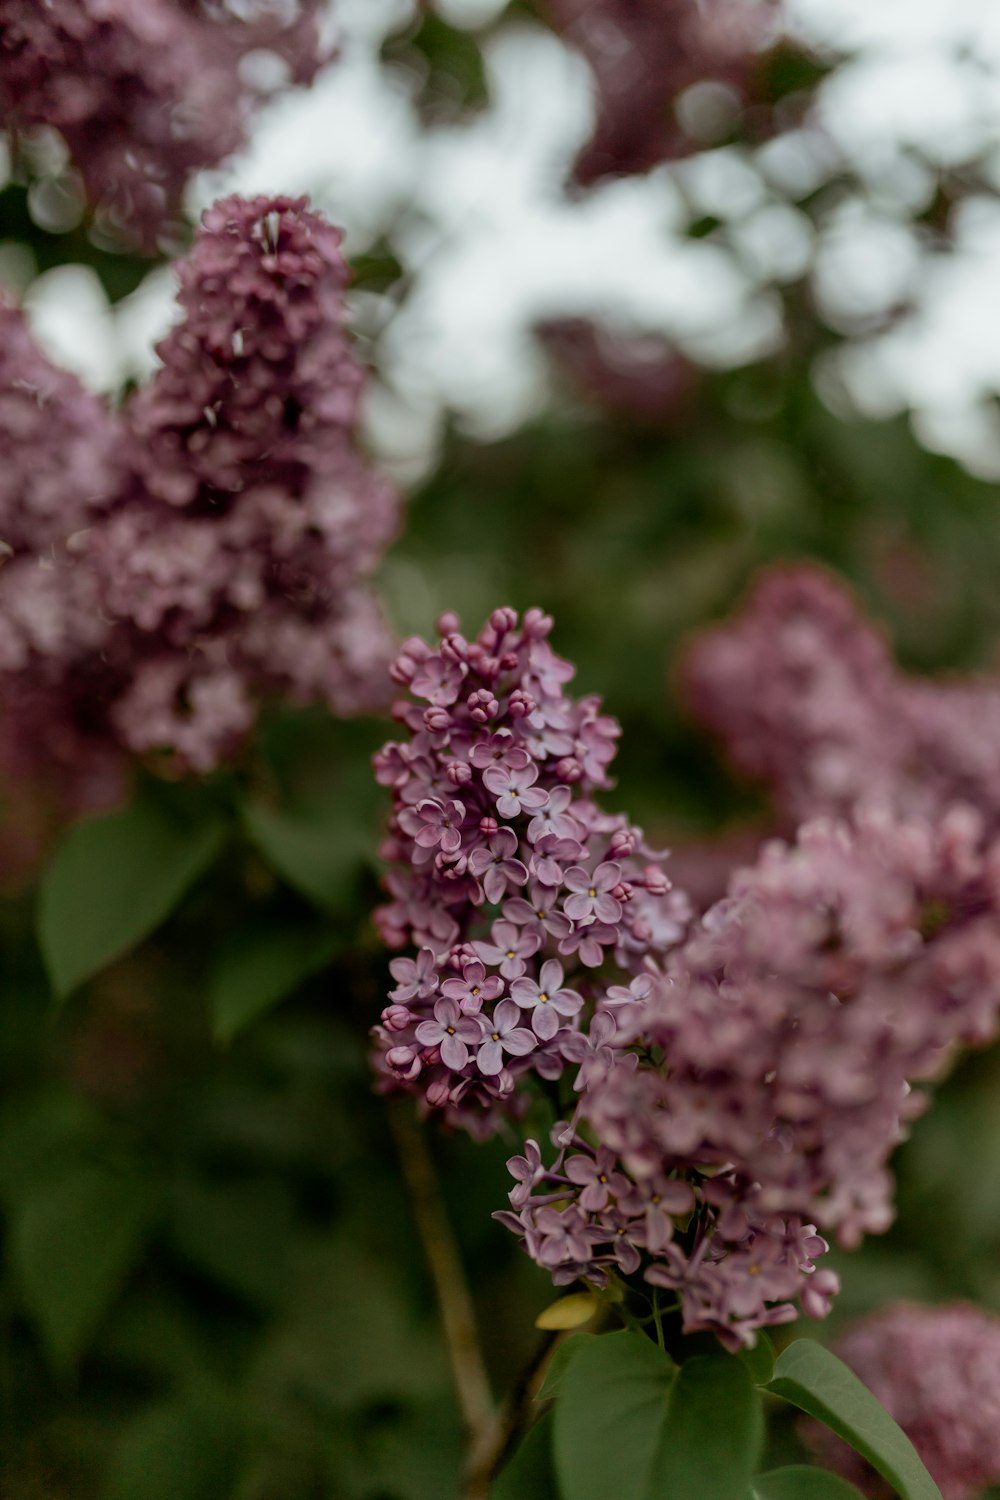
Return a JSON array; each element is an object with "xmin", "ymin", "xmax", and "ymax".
[
  {"xmin": 601, "ymin": 810, "xmax": 1000, "ymax": 1232},
  {"xmin": 94, "ymin": 193, "xmax": 399, "ymax": 770},
  {"xmin": 496, "ymin": 1123, "xmax": 838, "ymax": 1351},
  {"xmin": 0, "ymin": 301, "xmax": 129, "ymax": 817},
  {"xmin": 0, "ymin": 195, "xmax": 398, "ymax": 777},
  {"xmin": 371, "ymin": 606, "xmax": 689, "ymax": 1137},
  {"xmin": 683, "ymin": 564, "xmax": 1000, "ymax": 832},
  {"xmin": 374, "ymin": 603, "xmax": 1000, "ymax": 1346},
  {"xmin": 501, "ymin": 805, "xmax": 1000, "ymax": 1347},
  {"xmin": 540, "ymin": 0, "xmax": 776, "ymax": 186},
  {"xmin": 0, "ymin": 0, "xmax": 327, "ymax": 244},
  {"xmin": 807, "ymin": 1303, "xmax": 1000, "ymax": 1499}
]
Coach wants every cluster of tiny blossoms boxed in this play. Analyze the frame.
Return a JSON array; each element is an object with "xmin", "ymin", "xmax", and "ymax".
[
  {"xmin": 0, "ymin": 300, "xmax": 129, "ymax": 819},
  {"xmin": 502, "ymin": 804, "xmax": 1000, "ymax": 1347},
  {"xmin": 373, "ymin": 607, "xmax": 835, "ymax": 1346},
  {"xmin": 372, "ymin": 607, "xmax": 688, "ymax": 1138},
  {"xmin": 0, "ymin": 0, "xmax": 327, "ymax": 244},
  {"xmin": 806, "ymin": 1303, "xmax": 1000, "ymax": 1499},
  {"xmin": 0, "ymin": 195, "xmax": 398, "ymax": 778},
  {"xmin": 94, "ymin": 193, "xmax": 398, "ymax": 771},
  {"xmin": 683, "ymin": 564, "xmax": 1000, "ymax": 832}
]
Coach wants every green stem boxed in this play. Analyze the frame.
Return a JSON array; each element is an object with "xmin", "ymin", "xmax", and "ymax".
[
  {"xmin": 652, "ymin": 1291, "xmax": 665, "ymax": 1352},
  {"xmin": 387, "ymin": 1098, "xmax": 499, "ymax": 1496}
]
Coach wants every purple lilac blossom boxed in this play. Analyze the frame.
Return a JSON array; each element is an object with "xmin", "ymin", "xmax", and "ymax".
[
  {"xmin": 0, "ymin": 197, "xmax": 398, "ymax": 778},
  {"xmin": 539, "ymin": 0, "xmax": 776, "ymax": 186},
  {"xmin": 0, "ymin": 302, "xmax": 128, "ymax": 820},
  {"xmin": 0, "ymin": 0, "xmax": 327, "ymax": 245},
  {"xmin": 805, "ymin": 1303, "xmax": 1000, "ymax": 1499},
  {"xmin": 92, "ymin": 194, "xmax": 399, "ymax": 770},
  {"xmin": 683, "ymin": 564, "xmax": 1000, "ymax": 831},
  {"xmin": 498, "ymin": 802, "xmax": 1000, "ymax": 1348},
  {"xmin": 371, "ymin": 606, "xmax": 690, "ymax": 1138}
]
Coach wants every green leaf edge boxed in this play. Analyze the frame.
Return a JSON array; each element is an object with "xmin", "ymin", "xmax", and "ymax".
[
  {"xmin": 766, "ymin": 1341, "xmax": 943, "ymax": 1500},
  {"xmin": 38, "ymin": 797, "xmax": 227, "ymax": 1000}
]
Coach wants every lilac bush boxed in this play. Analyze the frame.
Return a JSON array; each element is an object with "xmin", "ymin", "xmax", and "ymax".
[{"xmin": 0, "ymin": 0, "xmax": 327, "ymax": 243}]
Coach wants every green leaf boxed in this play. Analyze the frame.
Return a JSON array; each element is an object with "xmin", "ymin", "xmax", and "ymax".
[
  {"xmin": 751, "ymin": 1466, "xmax": 868, "ymax": 1499},
  {"xmin": 647, "ymin": 1354, "xmax": 763, "ymax": 1500},
  {"xmin": 209, "ymin": 919, "xmax": 341, "ymax": 1040},
  {"xmin": 552, "ymin": 1329, "xmax": 676, "ymax": 1500},
  {"xmin": 536, "ymin": 1333, "xmax": 593, "ymax": 1401},
  {"xmin": 241, "ymin": 799, "xmax": 366, "ymax": 911},
  {"xmin": 12, "ymin": 1163, "xmax": 159, "ymax": 1372},
  {"xmin": 738, "ymin": 1331, "xmax": 775, "ymax": 1387},
  {"xmin": 767, "ymin": 1341, "xmax": 943, "ymax": 1500},
  {"xmin": 38, "ymin": 787, "xmax": 226, "ymax": 998},
  {"xmin": 240, "ymin": 752, "xmax": 382, "ymax": 912},
  {"xmin": 492, "ymin": 1411, "xmax": 559, "ymax": 1500}
]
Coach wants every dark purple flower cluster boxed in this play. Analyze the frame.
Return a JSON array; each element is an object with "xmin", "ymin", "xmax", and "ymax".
[
  {"xmin": 0, "ymin": 195, "xmax": 398, "ymax": 777},
  {"xmin": 371, "ymin": 606, "xmax": 689, "ymax": 1137},
  {"xmin": 540, "ymin": 0, "xmax": 776, "ymax": 186},
  {"xmin": 683, "ymin": 564, "xmax": 1000, "ymax": 832},
  {"xmin": 806, "ymin": 1303, "xmax": 1000, "ymax": 1499},
  {"xmin": 0, "ymin": 0, "xmax": 327, "ymax": 244}
]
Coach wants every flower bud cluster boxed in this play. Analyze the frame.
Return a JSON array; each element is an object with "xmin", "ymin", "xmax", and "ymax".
[
  {"xmin": 0, "ymin": 0, "xmax": 327, "ymax": 244},
  {"xmin": 371, "ymin": 606, "xmax": 689, "ymax": 1137}
]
